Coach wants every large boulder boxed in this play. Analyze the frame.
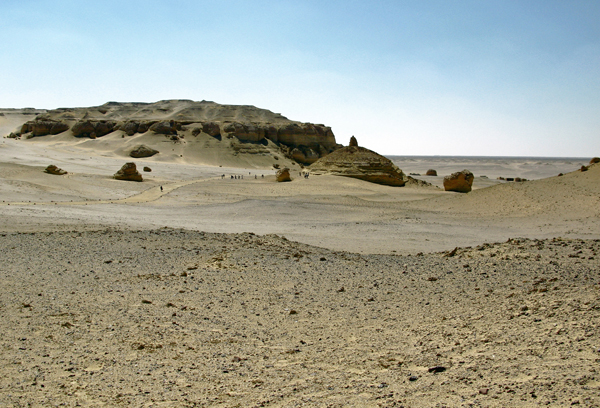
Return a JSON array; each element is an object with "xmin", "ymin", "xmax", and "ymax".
[
  {"xmin": 71, "ymin": 120, "xmax": 96, "ymax": 137},
  {"xmin": 443, "ymin": 170, "xmax": 474, "ymax": 193},
  {"xmin": 426, "ymin": 169, "xmax": 437, "ymax": 176},
  {"xmin": 149, "ymin": 121, "xmax": 176, "ymax": 135},
  {"xmin": 590, "ymin": 157, "xmax": 600, "ymax": 165},
  {"xmin": 309, "ymin": 140, "xmax": 406, "ymax": 187},
  {"xmin": 130, "ymin": 145, "xmax": 159, "ymax": 158},
  {"xmin": 114, "ymin": 162, "xmax": 143, "ymax": 182},
  {"xmin": 276, "ymin": 167, "xmax": 292, "ymax": 182},
  {"xmin": 44, "ymin": 164, "xmax": 67, "ymax": 175},
  {"xmin": 202, "ymin": 122, "xmax": 221, "ymax": 137},
  {"xmin": 121, "ymin": 121, "xmax": 140, "ymax": 136}
]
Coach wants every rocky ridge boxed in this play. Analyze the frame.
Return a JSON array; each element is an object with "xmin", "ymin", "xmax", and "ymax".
[{"xmin": 5, "ymin": 100, "xmax": 339, "ymax": 165}]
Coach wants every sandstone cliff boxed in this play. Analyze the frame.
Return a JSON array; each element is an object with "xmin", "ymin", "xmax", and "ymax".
[{"xmin": 5, "ymin": 100, "xmax": 339, "ymax": 166}]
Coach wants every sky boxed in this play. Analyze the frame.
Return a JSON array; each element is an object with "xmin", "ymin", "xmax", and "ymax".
[{"xmin": 1, "ymin": 0, "xmax": 599, "ymax": 157}]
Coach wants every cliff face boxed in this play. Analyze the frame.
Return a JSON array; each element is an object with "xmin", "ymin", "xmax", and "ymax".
[{"xmin": 6, "ymin": 100, "xmax": 339, "ymax": 164}]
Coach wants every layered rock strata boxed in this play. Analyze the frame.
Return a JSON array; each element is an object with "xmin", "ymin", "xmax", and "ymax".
[
  {"xmin": 8, "ymin": 100, "xmax": 339, "ymax": 165},
  {"xmin": 310, "ymin": 138, "xmax": 406, "ymax": 186},
  {"xmin": 114, "ymin": 162, "xmax": 143, "ymax": 182}
]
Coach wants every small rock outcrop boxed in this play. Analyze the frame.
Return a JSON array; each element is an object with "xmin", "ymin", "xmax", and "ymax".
[
  {"xmin": 114, "ymin": 162, "xmax": 143, "ymax": 182},
  {"xmin": 309, "ymin": 139, "xmax": 406, "ymax": 186},
  {"xmin": 143, "ymin": 166, "xmax": 152, "ymax": 172},
  {"xmin": 590, "ymin": 157, "xmax": 600, "ymax": 165},
  {"xmin": 202, "ymin": 122, "xmax": 221, "ymax": 138},
  {"xmin": 349, "ymin": 136, "xmax": 358, "ymax": 147},
  {"xmin": 72, "ymin": 120, "xmax": 117, "ymax": 138},
  {"xmin": 276, "ymin": 168, "xmax": 292, "ymax": 182},
  {"xmin": 44, "ymin": 165, "xmax": 67, "ymax": 175},
  {"xmin": 443, "ymin": 170, "xmax": 474, "ymax": 193},
  {"xmin": 426, "ymin": 169, "xmax": 437, "ymax": 176},
  {"xmin": 130, "ymin": 145, "xmax": 159, "ymax": 158},
  {"xmin": 149, "ymin": 121, "xmax": 177, "ymax": 135},
  {"xmin": 21, "ymin": 120, "xmax": 69, "ymax": 137}
]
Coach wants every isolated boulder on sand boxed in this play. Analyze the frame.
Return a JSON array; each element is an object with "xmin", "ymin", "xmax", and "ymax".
[
  {"xmin": 309, "ymin": 137, "xmax": 406, "ymax": 186},
  {"xmin": 426, "ymin": 169, "xmax": 437, "ymax": 176},
  {"xmin": 130, "ymin": 145, "xmax": 159, "ymax": 158},
  {"xmin": 114, "ymin": 162, "xmax": 143, "ymax": 182},
  {"xmin": 276, "ymin": 168, "xmax": 292, "ymax": 182},
  {"xmin": 44, "ymin": 164, "xmax": 67, "ymax": 175},
  {"xmin": 443, "ymin": 170, "xmax": 474, "ymax": 193}
]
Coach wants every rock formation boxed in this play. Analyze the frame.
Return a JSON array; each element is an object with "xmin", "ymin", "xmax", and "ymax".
[
  {"xmin": 71, "ymin": 120, "xmax": 117, "ymax": 138},
  {"xmin": 114, "ymin": 162, "xmax": 143, "ymax": 182},
  {"xmin": 349, "ymin": 136, "xmax": 358, "ymax": 147},
  {"xmin": 426, "ymin": 169, "xmax": 437, "ymax": 176},
  {"xmin": 143, "ymin": 166, "xmax": 152, "ymax": 172},
  {"xmin": 309, "ymin": 137, "xmax": 406, "ymax": 186},
  {"xmin": 44, "ymin": 165, "xmax": 67, "ymax": 175},
  {"xmin": 443, "ymin": 170, "xmax": 474, "ymax": 193},
  {"xmin": 21, "ymin": 120, "xmax": 69, "ymax": 137},
  {"xmin": 7, "ymin": 100, "xmax": 339, "ymax": 165},
  {"xmin": 276, "ymin": 168, "xmax": 292, "ymax": 182},
  {"xmin": 590, "ymin": 157, "xmax": 600, "ymax": 165},
  {"xmin": 130, "ymin": 145, "xmax": 159, "ymax": 158}
]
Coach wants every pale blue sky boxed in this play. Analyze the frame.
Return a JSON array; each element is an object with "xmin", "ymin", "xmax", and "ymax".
[{"xmin": 1, "ymin": 0, "xmax": 599, "ymax": 156}]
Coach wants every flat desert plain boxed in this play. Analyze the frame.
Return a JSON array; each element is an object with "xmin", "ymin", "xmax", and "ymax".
[{"xmin": 0, "ymin": 136, "xmax": 599, "ymax": 407}]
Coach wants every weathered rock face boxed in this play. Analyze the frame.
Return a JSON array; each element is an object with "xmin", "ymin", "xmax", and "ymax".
[
  {"xmin": 130, "ymin": 145, "xmax": 159, "ymax": 158},
  {"xmin": 290, "ymin": 147, "xmax": 320, "ymax": 165},
  {"xmin": 71, "ymin": 120, "xmax": 117, "ymax": 138},
  {"xmin": 309, "ymin": 146, "xmax": 406, "ymax": 186},
  {"xmin": 276, "ymin": 123, "xmax": 336, "ymax": 152},
  {"xmin": 6, "ymin": 100, "xmax": 339, "ymax": 164},
  {"xmin": 44, "ymin": 165, "xmax": 67, "ymax": 175},
  {"xmin": 426, "ymin": 169, "xmax": 437, "ymax": 176},
  {"xmin": 443, "ymin": 170, "xmax": 474, "ymax": 193},
  {"xmin": 21, "ymin": 120, "xmax": 69, "ymax": 136},
  {"xmin": 222, "ymin": 122, "xmax": 264, "ymax": 143},
  {"xmin": 149, "ymin": 121, "xmax": 177, "ymax": 135},
  {"xmin": 276, "ymin": 168, "xmax": 292, "ymax": 182},
  {"xmin": 114, "ymin": 162, "xmax": 143, "ymax": 182},
  {"xmin": 202, "ymin": 122, "xmax": 221, "ymax": 137}
]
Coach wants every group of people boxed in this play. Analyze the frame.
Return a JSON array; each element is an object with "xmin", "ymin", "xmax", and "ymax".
[{"xmin": 221, "ymin": 174, "xmax": 264, "ymax": 180}]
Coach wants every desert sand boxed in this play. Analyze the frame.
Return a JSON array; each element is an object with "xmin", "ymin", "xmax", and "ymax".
[{"xmin": 1, "ymin": 106, "xmax": 599, "ymax": 407}]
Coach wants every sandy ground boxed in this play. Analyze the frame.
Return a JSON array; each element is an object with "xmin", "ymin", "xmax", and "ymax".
[{"xmin": 0, "ymin": 136, "xmax": 599, "ymax": 407}]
